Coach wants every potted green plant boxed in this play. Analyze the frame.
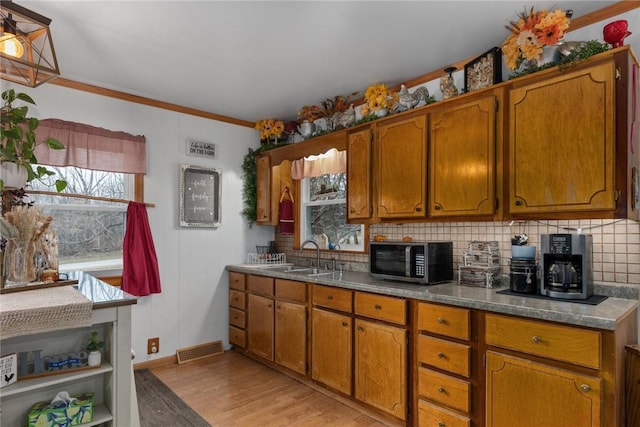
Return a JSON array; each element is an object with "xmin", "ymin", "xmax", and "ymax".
[
  {"xmin": 0, "ymin": 89, "xmax": 67, "ymax": 192},
  {"xmin": 86, "ymin": 331, "xmax": 104, "ymax": 366}
]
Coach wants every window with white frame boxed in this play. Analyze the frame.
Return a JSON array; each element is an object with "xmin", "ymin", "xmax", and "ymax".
[
  {"xmin": 28, "ymin": 165, "xmax": 134, "ymax": 272},
  {"xmin": 299, "ymin": 173, "xmax": 364, "ymax": 252}
]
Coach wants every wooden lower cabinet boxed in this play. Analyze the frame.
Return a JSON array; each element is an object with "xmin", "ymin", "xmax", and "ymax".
[
  {"xmin": 229, "ymin": 272, "xmax": 247, "ymax": 348},
  {"xmin": 418, "ymin": 399, "xmax": 470, "ymax": 427},
  {"xmin": 247, "ymin": 294, "xmax": 274, "ymax": 360},
  {"xmin": 485, "ymin": 351, "xmax": 601, "ymax": 427},
  {"xmin": 229, "ymin": 272, "xmax": 637, "ymax": 427},
  {"xmin": 415, "ymin": 301, "xmax": 474, "ymax": 426},
  {"xmin": 311, "ymin": 307, "xmax": 352, "ymax": 395},
  {"xmin": 275, "ymin": 300, "xmax": 306, "ymax": 374},
  {"xmin": 355, "ymin": 318, "xmax": 407, "ymax": 421}
]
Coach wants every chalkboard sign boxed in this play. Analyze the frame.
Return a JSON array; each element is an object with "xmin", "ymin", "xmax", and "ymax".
[{"xmin": 180, "ymin": 165, "xmax": 221, "ymax": 227}]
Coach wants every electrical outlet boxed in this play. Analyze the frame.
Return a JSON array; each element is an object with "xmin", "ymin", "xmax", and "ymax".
[{"xmin": 147, "ymin": 337, "xmax": 159, "ymax": 354}]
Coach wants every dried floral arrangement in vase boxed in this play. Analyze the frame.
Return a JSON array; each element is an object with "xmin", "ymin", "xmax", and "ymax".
[{"xmin": 1, "ymin": 205, "xmax": 54, "ymax": 285}]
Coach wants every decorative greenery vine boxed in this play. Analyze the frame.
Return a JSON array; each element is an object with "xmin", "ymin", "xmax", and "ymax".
[
  {"xmin": 241, "ymin": 142, "xmax": 288, "ymax": 227},
  {"xmin": 508, "ymin": 40, "xmax": 610, "ymax": 79}
]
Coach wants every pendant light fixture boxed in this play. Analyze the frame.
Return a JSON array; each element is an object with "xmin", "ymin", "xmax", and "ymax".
[{"xmin": 0, "ymin": 1, "xmax": 60, "ymax": 87}]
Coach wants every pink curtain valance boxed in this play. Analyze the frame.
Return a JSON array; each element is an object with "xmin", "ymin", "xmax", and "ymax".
[
  {"xmin": 291, "ymin": 148, "xmax": 346, "ymax": 180},
  {"xmin": 34, "ymin": 119, "xmax": 147, "ymax": 174}
]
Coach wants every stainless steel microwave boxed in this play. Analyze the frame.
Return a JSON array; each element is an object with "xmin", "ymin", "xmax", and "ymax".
[{"xmin": 369, "ymin": 241, "xmax": 453, "ymax": 284}]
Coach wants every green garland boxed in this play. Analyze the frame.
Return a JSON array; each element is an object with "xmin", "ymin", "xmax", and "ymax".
[
  {"xmin": 508, "ymin": 40, "xmax": 610, "ymax": 79},
  {"xmin": 241, "ymin": 142, "xmax": 289, "ymax": 227}
]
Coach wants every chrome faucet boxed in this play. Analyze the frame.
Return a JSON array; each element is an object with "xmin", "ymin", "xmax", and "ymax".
[
  {"xmin": 301, "ymin": 239, "xmax": 320, "ymax": 268},
  {"xmin": 331, "ymin": 244, "xmax": 342, "ymax": 272}
]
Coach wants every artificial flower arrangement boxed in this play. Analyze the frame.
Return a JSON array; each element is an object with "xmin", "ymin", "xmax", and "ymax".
[
  {"xmin": 360, "ymin": 83, "xmax": 399, "ymax": 117},
  {"xmin": 254, "ymin": 118, "xmax": 285, "ymax": 142},
  {"xmin": 502, "ymin": 7, "xmax": 572, "ymax": 71},
  {"xmin": 297, "ymin": 105, "xmax": 323, "ymax": 123},
  {"xmin": 319, "ymin": 92, "xmax": 359, "ymax": 118}
]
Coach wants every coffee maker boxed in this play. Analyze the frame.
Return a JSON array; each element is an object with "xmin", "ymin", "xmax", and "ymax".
[{"xmin": 540, "ymin": 234, "xmax": 593, "ymax": 300}]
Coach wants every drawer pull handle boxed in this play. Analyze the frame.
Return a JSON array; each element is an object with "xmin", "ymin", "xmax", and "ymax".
[
  {"xmin": 438, "ymin": 423, "xmax": 445, "ymax": 427},
  {"xmin": 580, "ymin": 384, "xmax": 591, "ymax": 393},
  {"xmin": 438, "ymin": 387, "xmax": 446, "ymax": 393},
  {"xmin": 327, "ymin": 295, "xmax": 334, "ymax": 300},
  {"xmin": 437, "ymin": 317, "xmax": 446, "ymax": 324},
  {"xmin": 437, "ymin": 352, "xmax": 446, "ymax": 359},
  {"xmin": 357, "ymin": 326, "xmax": 364, "ymax": 332},
  {"xmin": 342, "ymin": 322, "xmax": 348, "ymax": 327},
  {"xmin": 532, "ymin": 335, "xmax": 542, "ymax": 344},
  {"xmin": 374, "ymin": 304, "xmax": 382, "ymax": 310}
]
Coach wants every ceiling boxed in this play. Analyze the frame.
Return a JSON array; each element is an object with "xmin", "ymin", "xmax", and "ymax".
[{"xmin": 16, "ymin": 1, "xmax": 620, "ymax": 125}]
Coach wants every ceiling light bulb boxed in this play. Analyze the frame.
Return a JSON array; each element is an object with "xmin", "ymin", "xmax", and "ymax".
[{"xmin": 0, "ymin": 32, "xmax": 24, "ymax": 58}]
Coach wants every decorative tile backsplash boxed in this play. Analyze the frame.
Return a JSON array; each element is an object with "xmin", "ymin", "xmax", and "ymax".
[{"xmin": 275, "ymin": 219, "xmax": 640, "ymax": 287}]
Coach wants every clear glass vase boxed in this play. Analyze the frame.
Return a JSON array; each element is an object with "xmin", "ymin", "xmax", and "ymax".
[{"xmin": 6, "ymin": 241, "xmax": 37, "ymax": 284}]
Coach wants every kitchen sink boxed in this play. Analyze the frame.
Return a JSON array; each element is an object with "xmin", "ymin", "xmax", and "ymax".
[{"xmin": 306, "ymin": 271, "xmax": 335, "ymax": 277}]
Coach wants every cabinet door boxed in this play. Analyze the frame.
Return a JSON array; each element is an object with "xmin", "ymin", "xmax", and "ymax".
[
  {"xmin": 256, "ymin": 155, "xmax": 272, "ymax": 224},
  {"xmin": 355, "ymin": 318, "xmax": 407, "ymax": 420},
  {"xmin": 430, "ymin": 95, "xmax": 496, "ymax": 217},
  {"xmin": 347, "ymin": 127, "xmax": 372, "ymax": 220},
  {"xmin": 275, "ymin": 300, "xmax": 306, "ymax": 375},
  {"xmin": 311, "ymin": 308, "xmax": 352, "ymax": 395},
  {"xmin": 508, "ymin": 60, "xmax": 615, "ymax": 215},
  {"xmin": 247, "ymin": 294, "xmax": 274, "ymax": 361},
  {"xmin": 377, "ymin": 114, "xmax": 427, "ymax": 219},
  {"xmin": 486, "ymin": 351, "xmax": 601, "ymax": 427}
]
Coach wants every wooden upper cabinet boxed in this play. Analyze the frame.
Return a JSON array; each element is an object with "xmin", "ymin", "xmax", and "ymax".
[
  {"xmin": 255, "ymin": 154, "xmax": 272, "ymax": 224},
  {"xmin": 376, "ymin": 113, "xmax": 428, "ymax": 219},
  {"xmin": 347, "ymin": 127, "xmax": 373, "ymax": 221},
  {"xmin": 429, "ymin": 94, "xmax": 496, "ymax": 218},
  {"xmin": 508, "ymin": 59, "xmax": 616, "ymax": 216},
  {"xmin": 256, "ymin": 155, "xmax": 292, "ymax": 226}
]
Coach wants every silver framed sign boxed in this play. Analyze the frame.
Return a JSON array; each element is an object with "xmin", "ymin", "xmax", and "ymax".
[{"xmin": 179, "ymin": 164, "xmax": 222, "ymax": 227}]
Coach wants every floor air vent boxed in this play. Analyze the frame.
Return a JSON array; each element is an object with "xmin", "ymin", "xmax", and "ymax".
[{"xmin": 176, "ymin": 341, "xmax": 223, "ymax": 364}]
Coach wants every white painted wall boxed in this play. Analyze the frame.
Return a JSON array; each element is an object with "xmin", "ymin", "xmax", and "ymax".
[{"xmin": 4, "ymin": 81, "xmax": 275, "ymax": 360}]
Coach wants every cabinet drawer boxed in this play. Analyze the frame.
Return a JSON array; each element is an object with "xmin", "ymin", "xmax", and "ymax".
[
  {"xmin": 417, "ymin": 302, "xmax": 470, "ymax": 340},
  {"xmin": 229, "ymin": 307, "xmax": 246, "ymax": 328},
  {"xmin": 229, "ymin": 272, "xmax": 246, "ymax": 290},
  {"xmin": 418, "ymin": 367, "xmax": 470, "ymax": 414},
  {"xmin": 485, "ymin": 313, "xmax": 601, "ymax": 369},
  {"xmin": 247, "ymin": 275, "xmax": 274, "ymax": 296},
  {"xmin": 312, "ymin": 285, "xmax": 352, "ymax": 313},
  {"xmin": 354, "ymin": 292, "xmax": 406, "ymax": 325},
  {"xmin": 229, "ymin": 326, "xmax": 246, "ymax": 348},
  {"xmin": 229, "ymin": 290, "xmax": 246, "ymax": 309},
  {"xmin": 276, "ymin": 279, "xmax": 307, "ymax": 303},
  {"xmin": 418, "ymin": 399, "xmax": 470, "ymax": 427},
  {"xmin": 417, "ymin": 335, "xmax": 471, "ymax": 378}
]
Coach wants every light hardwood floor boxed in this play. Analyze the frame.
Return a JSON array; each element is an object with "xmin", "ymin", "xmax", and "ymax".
[{"xmin": 149, "ymin": 350, "xmax": 396, "ymax": 427}]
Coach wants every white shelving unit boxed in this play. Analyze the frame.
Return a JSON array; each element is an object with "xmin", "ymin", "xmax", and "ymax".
[{"xmin": 0, "ymin": 302, "xmax": 133, "ymax": 427}]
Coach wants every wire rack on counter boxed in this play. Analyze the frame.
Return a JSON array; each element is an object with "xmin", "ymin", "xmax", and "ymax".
[{"xmin": 247, "ymin": 252, "xmax": 287, "ymax": 265}]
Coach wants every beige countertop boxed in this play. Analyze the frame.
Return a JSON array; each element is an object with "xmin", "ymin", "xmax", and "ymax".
[{"xmin": 226, "ymin": 264, "xmax": 639, "ymax": 331}]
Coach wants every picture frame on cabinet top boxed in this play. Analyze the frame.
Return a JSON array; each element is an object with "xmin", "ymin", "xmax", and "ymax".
[
  {"xmin": 464, "ymin": 47, "xmax": 502, "ymax": 93},
  {"xmin": 179, "ymin": 164, "xmax": 222, "ymax": 228}
]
